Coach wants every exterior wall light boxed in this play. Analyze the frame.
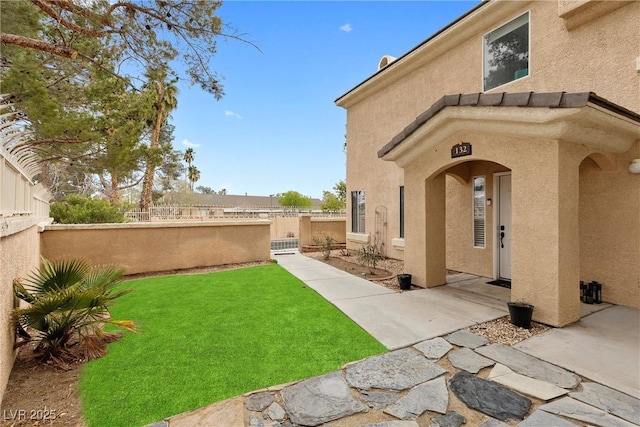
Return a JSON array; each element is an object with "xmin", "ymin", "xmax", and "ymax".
[{"xmin": 630, "ymin": 159, "xmax": 640, "ymax": 174}]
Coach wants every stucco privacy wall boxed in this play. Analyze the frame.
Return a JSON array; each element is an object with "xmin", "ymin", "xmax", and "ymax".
[
  {"xmin": 298, "ymin": 216, "xmax": 347, "ymax": 249},
  {"xmin": 340, "ymin": 0, "xmax": 639, "ymax": 258},
  {"xmin": 0, "ymin": 219, "xmax": 41, "ymax": 403},
  {"xmin": 40, "ymin": 221, "xmax": 271, "ymax": 275}
]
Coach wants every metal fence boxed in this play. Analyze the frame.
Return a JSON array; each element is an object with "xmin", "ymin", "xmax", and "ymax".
[
  {"xmin": 271, "ymin": 238, "xmax": 299, "ymax": 252},
  {"xmin": 0, "ymin": 94, "xmax": 51, "ymax": 218},
  {"xmin": 124, "ymin": 205, "xmax": 346, "ymax": 222}
]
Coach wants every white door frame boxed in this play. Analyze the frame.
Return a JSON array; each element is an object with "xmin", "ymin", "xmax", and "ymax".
[{"xmin": 493, "ymin": 172, "xmax": 512, "ymax": 280}]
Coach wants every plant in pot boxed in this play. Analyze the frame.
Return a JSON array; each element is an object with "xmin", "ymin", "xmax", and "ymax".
[{"xmin": 507, "ymin": 300, "xmax": 534, "ymax": 329}]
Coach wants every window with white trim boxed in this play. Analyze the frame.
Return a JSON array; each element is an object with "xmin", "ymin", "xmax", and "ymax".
[
  {"xmin": 483, "ymin": 12, "xmax": 529, "ymax": 91},
  {"xmin": 473, "ymin": 177, "xmax": 486, "ymax": 247},
  {"xmin": 351, "ymin": 190, "xmax": 365, "ymax": 233}
]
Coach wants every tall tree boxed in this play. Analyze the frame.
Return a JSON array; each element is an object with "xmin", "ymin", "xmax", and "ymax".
[
  {"xmin": 187, "ymin": 165, "xmax": 201, "ymax": 192},
  {"xmin": 0, "ymin": 0, "xmax": 246, "ymax": 97},
  {"xmin": 139, "ymin": 68, "xmax": 178, "ymax": 211},
  {"xmin": 1, "ymin": 0, "xmax": 253, "ymax": 200},
  {"xmin": 278, "ymin": 191, "xmax": 313, "ymax": 209}
]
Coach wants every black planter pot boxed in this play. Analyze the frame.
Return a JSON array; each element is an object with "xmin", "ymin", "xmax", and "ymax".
[
  {"xmin": 507, "ymin": 302, "xmax": 534, "ymax": 329},
  {"xmin": 397, "ymin": 274, "xmax": 412, "ymax": 290}
]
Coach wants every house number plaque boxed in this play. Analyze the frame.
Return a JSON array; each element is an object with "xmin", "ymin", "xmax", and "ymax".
[{"xmin": 451, "ymin": 142, "xmax": 472, "ymax": 158}]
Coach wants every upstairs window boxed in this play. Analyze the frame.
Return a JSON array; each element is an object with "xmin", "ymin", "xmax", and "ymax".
[
  {"xmin": 483, "ymin": 12, "xmax": 529, "ymax": 91},
  {"xmin": 351, "ymin": 190, "xmax": 366, "ymax": 233},
  {"xmin": 473, "ymin": 177, "xmax": 486, "ymax": 248}
]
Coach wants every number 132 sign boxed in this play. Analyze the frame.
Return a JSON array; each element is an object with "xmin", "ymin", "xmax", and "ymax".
[{"xmin": 451, "ymin": 142, "xmax": 472, "ymax": 158}]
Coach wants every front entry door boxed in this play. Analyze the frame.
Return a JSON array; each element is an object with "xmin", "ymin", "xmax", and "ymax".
[{"xmin": 497, "ymin": 174, "xmax": 512, "ymax": 280}]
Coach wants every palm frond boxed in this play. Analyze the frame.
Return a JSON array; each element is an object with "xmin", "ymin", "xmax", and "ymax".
[{"xmin": 24, "ymin": 258, "xmax": 91, "ymax": 295}]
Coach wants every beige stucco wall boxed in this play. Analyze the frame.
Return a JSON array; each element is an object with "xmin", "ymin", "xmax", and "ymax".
[
  {"xmin": 299, "ymin": 216, "xmax": 347, "ymax": 248},
  {"xmin": 344, "ymin": 0, "xmax": 639, "ymax": 259},
  {"xmin": 270, "ymin": 216, "xmax": 299, "ymax": 239},
  {"xmin": 40, "ymin": 221, "xmax": 271, "ymax": 275},
  {"xmin": 0, "ymin": 219, "xmax": 41, "ymax": 403},
  {"xmin": 579, "ymin": 142, "xmax": 640, "ymax": 308},
  {"xmin": 340, "ymin": 0, "xmax": 639, "ymax": 325}
]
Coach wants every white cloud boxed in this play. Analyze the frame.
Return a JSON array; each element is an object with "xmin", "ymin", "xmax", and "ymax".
[
  {"xmin": 340, "ymin": 23, "xmax": 353, "ymax": 33},
  {"xmin": 224, "ymin": 110, "xmax": 242, "ymax": 119},
  {"xmin": 181, "ymin": 139, "xmax": 200, "ymax": 148}
]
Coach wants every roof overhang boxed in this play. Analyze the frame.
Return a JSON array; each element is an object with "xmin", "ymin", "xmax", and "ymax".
[{"xmin": 379, "ymin": 92, "xmax": 640, "ymax": 168}]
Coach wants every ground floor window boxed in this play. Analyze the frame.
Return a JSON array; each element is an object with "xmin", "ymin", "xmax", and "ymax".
[
  {"xmin": 351, "ymin": 190, "xmax": 366, "ymax": 233},
  {"xmin": 473, "ymin": 176, "xmax": 486, "ymax": 247}
]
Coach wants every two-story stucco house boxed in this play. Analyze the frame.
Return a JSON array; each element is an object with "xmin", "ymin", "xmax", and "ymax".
[{"xmin": 336, "ymin": 0, "xmax": 640, "ymax": 327}]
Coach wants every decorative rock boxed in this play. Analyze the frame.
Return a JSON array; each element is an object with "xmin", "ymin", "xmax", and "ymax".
[
  {"xmin": 569, "ymin": 382, "xmax": 640, "ymax": 424},
  {"xmin": 360, "ymin": 422, "xmax": 419, "ymax": 427},
  {"xmin": 517, "ymin": 409, "xmax": 579, "ymax": 426},
  {"xmin": 539, "ymin": 397, "xmax": 635, "ymax": 427},
  {"xmin": 360, "ymin": 390, "xmax": 400, "ymax": 410},
  {"xmin": 477, "ymin": 418, "xmax": 509, "ymax": 427},
  {"xmin": 448, "ymin": 348, "xmax": 494, "ymax": 373},
  {"xmin": 144, "ymin": 422, "xmax": 169, "ymax": 427},
  {"xmin": 345, "ymin": 348, "xmax": 446, "ymax": 391},
  {"xmin": 267, "ymin": 402, "xmax": 286, "ymax": 421},
  {"xmin": 413, "ymin": 337, "xmax": 453, "ymax": 360},
  {"xmin": 281, "ymin": 371, "xmax": 368, "ymax": 426},
  {"xmin": 431, "ymin": 411, "xmax": 466, "ymax": 427},
  {"xmin": 445, "ymin": 330, "xmax": 489, "ymax": 349},
  {"xmin": 449, "ymin": 371, "xmax": 531, "ymax": 421},
  {"xmin": 488, "ymin": 364, "xmax": 568, "ymax": 401},
  {"xmin": 249, "ymin": 416, "xmax": 265, "ymax": 427},
  {"xmin": 476, "ymin": 344, "xmax": 581, "ymax": 388},
  {"xmin": 384, "ymin": 377, "xmax": 448, "ymax": 420},
  {"xmin": 246, "ymin": 392, "xmax": 276, "ymax": 411}
]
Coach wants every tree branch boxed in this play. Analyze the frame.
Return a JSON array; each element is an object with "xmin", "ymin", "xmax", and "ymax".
[
  {"xmin": 32, "ymin": 0, "xmax": 107, "ymax": 37},
  {"xmin": 0, "ymin": 32, "xmax": 78, "ymax": 59}
]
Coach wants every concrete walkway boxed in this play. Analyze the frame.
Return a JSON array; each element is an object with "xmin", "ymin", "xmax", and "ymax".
[
  {"xmin": 274, "ymin": 252, "xmax": 507, "ymax": 350},
  {"xmin": 148, "ymin": 252, "xmax": 640, "ymax": 427}
]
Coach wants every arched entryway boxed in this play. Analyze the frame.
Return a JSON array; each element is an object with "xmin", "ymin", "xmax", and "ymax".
[{"xmin": 438, "ymin": 160, "xmax": 514, "ymax": 304}]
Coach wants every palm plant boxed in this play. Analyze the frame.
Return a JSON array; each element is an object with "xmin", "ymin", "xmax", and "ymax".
[{"xmin": 13, "ymin": 258, "xmax": 135, "ymax": 366}]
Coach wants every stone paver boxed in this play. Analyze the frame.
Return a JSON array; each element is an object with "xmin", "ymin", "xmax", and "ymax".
[
  {"xmin": 359, "ymin": 390, "xmax": 400, "ymax": 410},
  {"xmin": 476, "ymin": 344, "xmax": 581, "ymax": 388},
  {"xmin": 266, "ymin": 402, "xmax": 286, "ymax": 421},
  {"xmin": 383, "ymin": 377, "xmax": 448, "ymax": 420},
  {"xmin": 538, "ymin": 396, "xmax": 636, "ymax": 427},
  {"xmin": 245, "ymin": 392, "xmax": 276, "ymax": 411},
  {"xmin": 448, "ymin": 348, "xmax": 494, "ymax": 374},
  {"xmin": 488, "ymin": 363, "xmax": 568, "ymax": 401},
  {"xmin": 517, "ymin": 409, "xmax": 579, "ymax": 426},
  {"xmin": 449, "ymin": 371, "xmax": 531, "ymax": 421},
  {"xmin": 280, "ymin": 371, "xmax": 368, "ymax": 426},
  {"xmin": 430, "ymin": 411, "xmax": 466, "ymax": 427},
  {"xmin": 477, "ymin": 418, "xmax": 509, "ymax": 427},
  {"xmin": 413, "ymin": 337, "xmax": 453, "ymax": 360},
  {"xmin": 569, "ymin": 381, "xmax": 640, "ymax": 424},
  {"xmin": 445, "ymin": 330, "xmax": 489, "ymax": 349},
  {"xmin": 345, "ymin": 348, "xmax": 446, "ymax": 391}
]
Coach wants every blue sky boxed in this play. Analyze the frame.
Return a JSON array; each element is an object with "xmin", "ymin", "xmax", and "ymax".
[{"xmin": 170, "ymin": 1, "xmax": 479, "ymax": 199}]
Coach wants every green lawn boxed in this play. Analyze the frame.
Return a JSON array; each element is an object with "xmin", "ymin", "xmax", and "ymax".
[{"xmin": 79, "ymin": 264, "xmax": 386, "ymax": 427}]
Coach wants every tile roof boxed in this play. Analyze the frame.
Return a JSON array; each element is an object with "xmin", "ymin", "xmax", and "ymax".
[{"xmin": 378, "ymin": 92, "xmax": 640, "ymax": 158}]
